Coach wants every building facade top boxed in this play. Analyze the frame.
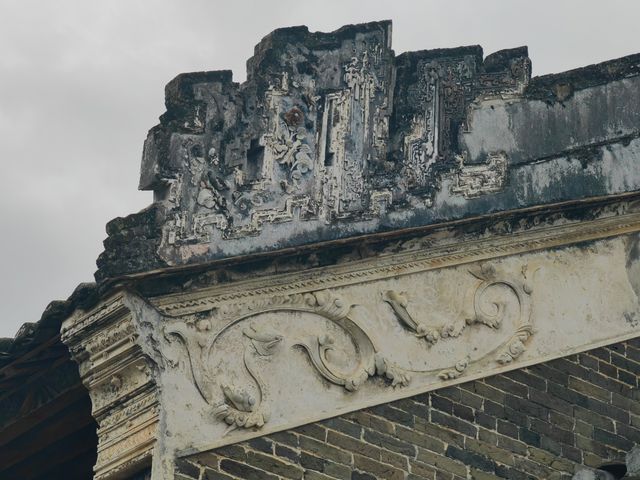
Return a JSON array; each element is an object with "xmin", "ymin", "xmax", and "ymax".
[
  {"xmin": 96, "ymin": 20, "xmax": 640, "ymax": 281},
  {"xmin": 4, "ymin": 20, "xmax": 640, "ymax": 480}
]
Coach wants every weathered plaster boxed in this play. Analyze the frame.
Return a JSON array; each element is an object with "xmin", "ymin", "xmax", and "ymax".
[
  {"xmin": 95, "ymin": 21, "xmax": 640, "ymax": 281},
  {"xmin": 461, "ymin": 77, "xmax": 640, "ymax": 165},
  {"xmin": 146, "ymin": 235, "xmax": 640, "ymax": 460},
  {"xmin": 64, "ymin": 200, "xmax": 640, "ymax": 478},
  {"xmin": 61, "ymin": 295, "xmax": 159, "ymax": 480},
  {"xmin": 56, "ymin": 20, "xmax": 640, "ymax": 480}
]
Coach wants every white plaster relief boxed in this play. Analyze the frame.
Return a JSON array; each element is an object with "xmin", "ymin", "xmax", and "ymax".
[
  {"xmin": 403, "ymin": 67, "xmax": 439, "ymax": 189},
  {"xmin": 132, "ymin": 230, "xmax": 640, "ymax": 464},
  {"xmin": 382, "ymin": 262, "xmax": 534, "ymax": 373},
  {"xmin": 162, "ymin": 289, "xmax": 411, "ymax": 438}
]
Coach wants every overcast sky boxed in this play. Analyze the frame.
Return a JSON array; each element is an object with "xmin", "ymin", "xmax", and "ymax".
[{"xmin": 1, "ymin": 0, "xmax": 639, "ymax": 337}]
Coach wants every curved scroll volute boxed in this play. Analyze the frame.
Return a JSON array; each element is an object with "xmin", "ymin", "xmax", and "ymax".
[
  {"xmin": 381, "ymin": 262, "xmax": 536, "ymax": 379},
  {"xmin": 163, "ymin": 288, "xmax": 409, "ymax": 433},
  {"xmin": 294, "ymin": 290, "xmax": 378, "ymax": 391},
  {"xmin": 468, "ymin": 264, "xmax": 532, "ymax": 331}
]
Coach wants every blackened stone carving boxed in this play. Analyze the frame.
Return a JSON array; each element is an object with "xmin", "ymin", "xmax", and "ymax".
[{"xmin": 96, "ymin": 21, "xmax": 640, "ymax": 281}]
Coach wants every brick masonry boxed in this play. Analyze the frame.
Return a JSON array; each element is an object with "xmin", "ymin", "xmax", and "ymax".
[{"xmin": 173, "ymin": 339, "xmax": 640, "ymax": 480}]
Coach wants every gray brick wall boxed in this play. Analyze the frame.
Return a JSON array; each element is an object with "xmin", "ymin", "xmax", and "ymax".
[{"xmin": 174, "ymin": 339, "xmax": 640, "ymax": 480}]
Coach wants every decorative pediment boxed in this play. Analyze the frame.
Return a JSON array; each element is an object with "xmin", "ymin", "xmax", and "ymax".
[{"xmin": 96, "ymin": 21, "xmax": 640, "ymax": 280}]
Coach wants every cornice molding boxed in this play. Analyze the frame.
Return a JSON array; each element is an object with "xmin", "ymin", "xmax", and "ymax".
[{"xmin": 153, "ymin": 199, "xmax": 640, "ymax": 316}]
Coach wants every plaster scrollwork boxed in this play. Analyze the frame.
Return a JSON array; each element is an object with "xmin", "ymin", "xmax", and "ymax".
[
  {"xmin": 466, "ymin": 263, "xmax": 533, "ymax": 329},
  {"xmin": 384, "ymin": 262, "xmax": 535, "ymax": 380},
  {"xmin": 373, "ymin": 352, "xmax": 412, "ymax": 387},
  {"xmin": 292, "ymin": 290, "xmax": 409, "ymax": 392},
  {"xmin": 496, "ymin": 325, "xmax": 534, "ymax": 365},
  {"xmin": 163, "ymin": 289, "xmax": 408, "ymax": 431},
  {"xmin": 162, "ymin": 262, "xmax": 534, "ymax": 432},
  {"xmin": 382, "ymin": 290, "xmax": 448, "ymax": 345}
]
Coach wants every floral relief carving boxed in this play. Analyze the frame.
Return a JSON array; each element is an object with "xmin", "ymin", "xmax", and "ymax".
[
  {"xmin": 292, "ymin": 290, "xmax": 410, "ymax": 392},
  {"xmin": 496, "ymin": 325, "xmax": 534, "ymax": 365},
  {"xmin": 374, "ymin": 353, "xmax": 412, "ymax": 387},
  {"xmin": 382, "ymin": 290, "xmax": 455, "ymax": 345}
]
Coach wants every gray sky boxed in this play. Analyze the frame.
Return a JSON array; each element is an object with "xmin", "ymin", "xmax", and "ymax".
[{"xmin": 1, "ymin": 0, "xmax": 639, "ymax": 337}]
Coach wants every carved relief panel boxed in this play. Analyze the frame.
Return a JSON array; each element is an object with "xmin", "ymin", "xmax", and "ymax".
[
  {"xmin": 155, "ymin": 23, "xmax": 397, "ymax": 253},
  {"xmin": 134, "ymin": 229, "xmax": 640, "ymax": 460},
  {"xmin": 114, "ymin": 22, "xmax": 540, "ymax": 274},
  {"xmin": 61, "ymin": 295, "xmax": 159, "ymax": 480}
]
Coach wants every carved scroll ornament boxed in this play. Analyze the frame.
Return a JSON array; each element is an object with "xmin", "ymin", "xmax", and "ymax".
[
  {"xmin": 163, "ymin": 262, "xmax": 534, "ymax": 432},
  {"xmin": 383, "ymin": 263, "xmax": 534, "ymax": 378},
  {"xmin": 163, "ymin": 290, "xmax": 408, "ymax": 434}
]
